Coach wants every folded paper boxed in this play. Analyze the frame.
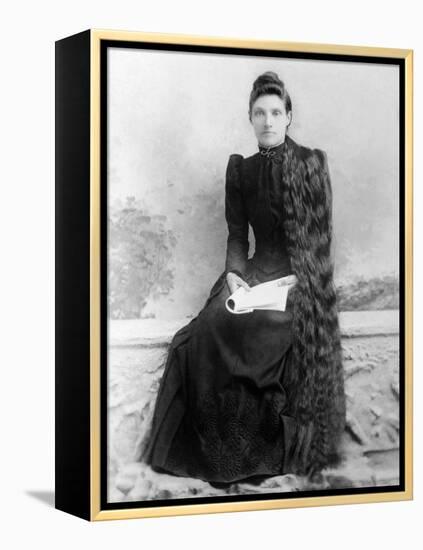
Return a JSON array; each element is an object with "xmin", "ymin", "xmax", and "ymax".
[{"xmin": 225, "ymin": 274, "xmax": 297, "ymax": 314}]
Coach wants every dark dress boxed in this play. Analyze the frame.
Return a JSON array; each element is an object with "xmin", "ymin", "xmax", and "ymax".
[{"xmin": 144, "ymin": 141, "xmax": 314, "ymax": 483}]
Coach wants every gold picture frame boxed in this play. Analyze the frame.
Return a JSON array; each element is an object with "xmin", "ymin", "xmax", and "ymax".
[{"xmin": 55, "ymin": 28, "xmax": 413, "ymax": 521}]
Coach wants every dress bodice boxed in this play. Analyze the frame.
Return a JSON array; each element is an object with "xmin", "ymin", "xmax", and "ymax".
[{"xmin": 242, "ymin": 141, "xmax": 291, "ymax": 274}]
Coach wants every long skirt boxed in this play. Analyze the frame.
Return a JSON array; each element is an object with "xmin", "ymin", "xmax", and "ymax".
[{"xmin": 144, "ymin": 258, "xmax": 314, "ymax": 483}]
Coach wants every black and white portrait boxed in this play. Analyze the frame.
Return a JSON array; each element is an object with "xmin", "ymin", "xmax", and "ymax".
[{"xmin": 105, "ymin": 45, "xmax": 400, "ymax": 504}]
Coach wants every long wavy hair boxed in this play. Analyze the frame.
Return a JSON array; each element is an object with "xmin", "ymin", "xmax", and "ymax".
[{"xmin": 279, "ymin": 134, "xmax": 346, "ymax": 477}]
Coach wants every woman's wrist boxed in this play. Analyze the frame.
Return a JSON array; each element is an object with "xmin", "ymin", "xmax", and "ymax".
[{"xmin": 226, "ymin": 269, "xmax": 244, "ymax": 279}]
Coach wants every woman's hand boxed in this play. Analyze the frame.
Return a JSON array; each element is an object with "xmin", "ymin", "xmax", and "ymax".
[
  {"xmin": 226, "ymin": 272, "xmax": 251, "ymax": 295},
  {"xmin": 277, "ymin": 274, "xmax": 297, "ymax": 287}
]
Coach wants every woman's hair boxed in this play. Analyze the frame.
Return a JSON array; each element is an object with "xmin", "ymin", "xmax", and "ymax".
[{"xmin": 248, "ymin": 71, "xmax": 292, "ymax": 120}]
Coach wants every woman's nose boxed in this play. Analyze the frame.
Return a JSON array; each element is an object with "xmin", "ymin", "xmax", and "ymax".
[{"xmin": 264, "ymin": 114, "xmax": 272, "ymax": 127}]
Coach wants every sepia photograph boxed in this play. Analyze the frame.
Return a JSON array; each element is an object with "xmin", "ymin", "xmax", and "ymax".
[{"xmin": 104, "ymin": 41, "xmax": 403, "ymax": 506}]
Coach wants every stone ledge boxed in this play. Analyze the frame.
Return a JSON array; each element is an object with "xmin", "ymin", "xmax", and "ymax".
[{"xmin": 109, "ymin": 309, "xmax": 399, "ymax": 348}]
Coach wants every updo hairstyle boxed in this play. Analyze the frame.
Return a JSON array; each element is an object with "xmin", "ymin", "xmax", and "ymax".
[{"xmin": 248, "ymin": 71, "xmax": 292, "ymax": 122}]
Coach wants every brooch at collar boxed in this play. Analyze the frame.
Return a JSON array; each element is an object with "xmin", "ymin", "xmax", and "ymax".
[{"xmin": 259, "ymin": 148, "xmax": 276, "ymax": 159}]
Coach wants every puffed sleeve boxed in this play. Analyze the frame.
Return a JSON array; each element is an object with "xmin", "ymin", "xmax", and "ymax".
[
  {"xmin": 314, "ymin": 148, "xmax": 330, "ymax": 182},
  {"xmin": 224, "ymin": 154, "xmax": 249, "ymax": 279},
  {"xmin": 313, "ymin": 148, "xmax": 333, "ymax": 221}
]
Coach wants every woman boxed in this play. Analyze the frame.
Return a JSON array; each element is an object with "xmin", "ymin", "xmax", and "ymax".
[{"xmin": 144, "ymin": 71, "xmax": 346, "ymax": 484}]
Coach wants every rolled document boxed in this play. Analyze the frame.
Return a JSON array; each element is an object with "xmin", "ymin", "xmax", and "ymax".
[{"xmin": 225, "ymin": 274, "xmax": 297, "ymax": 314}]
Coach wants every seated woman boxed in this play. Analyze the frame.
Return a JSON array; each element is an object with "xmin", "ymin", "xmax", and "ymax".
[{"xmin": 144, "ymin": 71, "xmax": 346, "ymax": 484}]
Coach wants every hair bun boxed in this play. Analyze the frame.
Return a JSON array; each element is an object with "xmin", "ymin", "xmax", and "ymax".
[{"xmin": 253, "ymin": 71, "xmax": 283, "ymax": 90}]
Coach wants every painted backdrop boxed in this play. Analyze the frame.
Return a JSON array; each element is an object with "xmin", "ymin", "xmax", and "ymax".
[{"xmin": 107, "ymin": 47, "xmax": 399, "ymax": 320}]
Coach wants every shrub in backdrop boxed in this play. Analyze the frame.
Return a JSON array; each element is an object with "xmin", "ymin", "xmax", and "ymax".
[{"xmin": 108, "ymin": 196, "xmax": 177, "ymax": 319}]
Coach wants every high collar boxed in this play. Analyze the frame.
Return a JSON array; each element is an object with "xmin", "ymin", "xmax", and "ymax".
[{"xmin": 258, "ymin": 139, "xmax": 287, "ymax": 160}]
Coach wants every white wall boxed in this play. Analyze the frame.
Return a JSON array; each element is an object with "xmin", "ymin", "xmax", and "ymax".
[{"xmin": 1, "ymin": 0, "xmax": 420, "ymax": 548}]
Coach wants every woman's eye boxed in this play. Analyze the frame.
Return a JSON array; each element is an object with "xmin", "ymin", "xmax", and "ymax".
[{"xmin": 254, "ymin": 110, "xmax": 281, "ymax": 117}]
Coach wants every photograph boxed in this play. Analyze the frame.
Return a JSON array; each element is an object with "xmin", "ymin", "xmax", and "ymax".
[
  {"xmin": 104, "ymin": 38, "xmax": 405, "ymax": 508},
  {"xmin": 3, "ymin": 0, "xmax": 419, "ymax": 543}
]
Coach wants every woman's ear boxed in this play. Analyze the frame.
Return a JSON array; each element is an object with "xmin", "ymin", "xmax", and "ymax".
[{"xmin": 287, "ymin": 111, "xmax": 292, "ymax": 128}]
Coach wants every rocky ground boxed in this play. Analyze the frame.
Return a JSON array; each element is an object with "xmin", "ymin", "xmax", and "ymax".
[{"xmin": 107, "ymin": 312, "xmax": 400, "ymax": 503}]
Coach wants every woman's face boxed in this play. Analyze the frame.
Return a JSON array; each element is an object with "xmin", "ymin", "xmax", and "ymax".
[{"xmin": 250, "ymin": 94, "xmax": 292, "ymax": 148}]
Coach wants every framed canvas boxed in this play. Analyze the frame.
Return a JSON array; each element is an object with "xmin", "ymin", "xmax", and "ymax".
[{"xmin": 55, "ymin": 29, "xmax": 413, "ymax": 521}]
